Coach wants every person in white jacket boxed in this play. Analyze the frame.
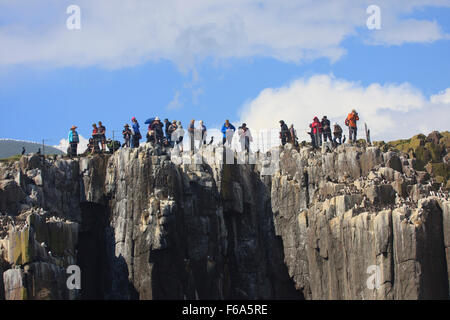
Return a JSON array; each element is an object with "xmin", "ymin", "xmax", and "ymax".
[
  {"xmin": 238, "ymin": 123, "xmax": 253, "ymax": 152},
  {"xmin": 173, "ymin": 121, "xmax": 185, "ymax": 153}
]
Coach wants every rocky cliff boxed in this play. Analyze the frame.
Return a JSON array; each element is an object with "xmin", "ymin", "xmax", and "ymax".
[{"xmin": 0, "ymin": 139, "xmax": 448, "ymax": 300}]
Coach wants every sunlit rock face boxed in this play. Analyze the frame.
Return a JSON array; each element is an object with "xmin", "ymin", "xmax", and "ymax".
[
  {"xmin": 272, "ymin": 145, "xmax": 448, "ymax": 299},
  {"xmin": 0, "ymin": 142, "xmax": 448, "ymax": 300}
]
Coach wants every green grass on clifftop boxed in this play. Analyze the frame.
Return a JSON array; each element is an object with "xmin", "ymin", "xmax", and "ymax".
[
  {"xmin": 0, "ymin": 154, "xmax": 22, "ymax": 163},
  {"xmin": 375, "ymin": 131, "xmax": 450, "ymax": 188}
]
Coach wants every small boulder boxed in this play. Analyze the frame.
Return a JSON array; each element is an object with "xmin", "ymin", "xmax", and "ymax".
[{"xmin": 426, "ymin": 131, "xmax": 442, "ymax": 145}]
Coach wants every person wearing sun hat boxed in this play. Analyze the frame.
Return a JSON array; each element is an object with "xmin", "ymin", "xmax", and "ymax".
[
  {"xmin": 122, "ymin": 124, "xmax": 132, "ymax": 148},
  {"xmin": 68, "ymin": 125, "xmax": 79, "ymax": 157},
  {"xmin": 149, "ymin": 116, "xmax": 164, "ymax": 145}
]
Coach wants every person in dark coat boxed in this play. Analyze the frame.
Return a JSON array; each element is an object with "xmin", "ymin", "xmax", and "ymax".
[
  {"xmin": 122, "ymin": 124, "xmax": 132, "ymax": 148},
  {"xmin": 279, "ymin": 120, "xmax": 290, "ymax": 146},
  {"xmin": 321, "ymin": 116, "xmax": 332, "ymax": 143},
  {"xmin": 188, "ymin": 119, "xmax": 196, "ymax": 152},
  {"xmin": 98, "ymin": 121, "xmax": 106, "ymax": 152},
  {"xmin": 150, "ymin": 117, "xmax": 164, "ymax": 145},
  {"xmin": 333, "ymin": 123, "xmax": 343, "ymax": 146},
  {"xmin": 164, "ymin": 119, "xmax": 171, "ymax": 144}
]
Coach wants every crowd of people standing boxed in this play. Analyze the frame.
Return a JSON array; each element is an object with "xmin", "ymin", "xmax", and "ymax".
[
  {"xmin": 293, "ymin": 109, "xmax": 359, "ymax": 149},
  {"xmin": 67, "ymin": 109, "xmax": 360, "ymax": 157}
]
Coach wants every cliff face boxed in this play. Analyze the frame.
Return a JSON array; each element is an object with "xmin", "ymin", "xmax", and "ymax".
[
  {"xmin": 0, "ymin": 142, "xmax": 448, "ymax": 300},
  {"xmin": 272, "ymin": 144, "xmax": 448, "ymax": 299}
]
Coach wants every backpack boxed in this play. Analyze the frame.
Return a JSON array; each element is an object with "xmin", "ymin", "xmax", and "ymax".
[
  {"xmin": 107, "ymin": 140, "xmax": 121, "ymax": 152},
  {"xmin": 71, "ymin": 132, "xmax": 79, "ymax": 143}
]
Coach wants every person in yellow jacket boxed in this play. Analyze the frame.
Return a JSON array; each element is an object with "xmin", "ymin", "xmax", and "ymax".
[{"xmin": 345, "ymin": 109, "xmax": 359, "ymax": 143}]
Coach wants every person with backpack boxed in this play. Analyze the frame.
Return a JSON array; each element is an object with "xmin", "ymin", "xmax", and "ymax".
[
  {"xmin": 333, "ymin": 123, "xmax": 343, "ymax": 145},
  {"xmin": 279, "ymin": 120, "xmax": 290, "ymax": 146},
  {"xmin": 345, "ymin": 109, "xmax": 359, "ymax": 143},
  {"xmin": 321, "ymin": 116, "xmax": 332, "ymax": 143},
  {"xmin": 238, "ymin": 123, "xmax": 253, "ymax": 152},
  {"xmin": 310, "ymin": 117, "xmax": 322, "ymax": 149},
  {"xmin": 122, "ymin": 124, "xmax": 132, "ymax": 148},
  {"xmin": 221, "ymin": 120, "xmax": 236, "ymax": 147},
  {"xmin": 131, "ymin": 117, "xmax": 141, "ymax": 148},
  {"xmin": 68, "ymin": 125, "xmax": 79, "ymax": 157}
]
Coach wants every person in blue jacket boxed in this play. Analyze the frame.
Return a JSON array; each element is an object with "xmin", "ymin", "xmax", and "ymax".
[
  {"xmin": 131, "ymin": 117, "xmax": 141, "ymax": 148},
  {"xmin": 221, "ymin": 119, "xmax": 235, "ymax": 146},
  {"xmin": 68, "ymin": 125, "xmax": 79, "ymax": 157}
]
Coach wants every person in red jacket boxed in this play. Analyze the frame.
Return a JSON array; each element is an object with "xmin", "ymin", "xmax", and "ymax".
[
  {"xmin": 91, "ymin": 123, "xmax": 101, "ymax": 153},
  {"xmin": 345, "ymin": 109, "xmax": 359, "ymax": 143},
  {"xmin": 310, "ymin": 117, "xmax": 322, "ymax": 149}
]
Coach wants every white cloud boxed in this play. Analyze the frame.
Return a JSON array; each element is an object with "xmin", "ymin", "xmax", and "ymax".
[
  {"xmin": 54, "ymin": 134, "xmax": 90, "ymax": 154},
  {"xmin": 368, "ymin": 19, "xmax": 447, "ymax": 45},
  {"xmin": 431, "ymin": 88, "xmax": 450, "ymax": 104},
  {"xmin": 167, "ymin": 91, "xmax": 182, "ymax": 110},
  {"xmin": 0, "ymin": 0, "xmax": 449, "ymax": 69},
  {"xmin": 239, "ymin": 74, "xmax": 450, "ymax": 142}
]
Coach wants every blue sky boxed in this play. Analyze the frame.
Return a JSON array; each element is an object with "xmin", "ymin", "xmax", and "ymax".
[{"xmin": 0, "ymin": 0, "xmax": 449, "ymax": 148}]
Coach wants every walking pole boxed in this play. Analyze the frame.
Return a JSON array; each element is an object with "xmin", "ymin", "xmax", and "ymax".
[{"xmin": 365, "ymin": 123, "xmax": 371, "ymax": 145}]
